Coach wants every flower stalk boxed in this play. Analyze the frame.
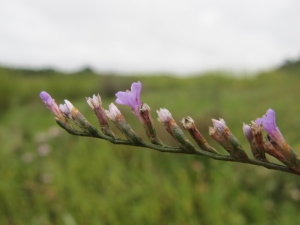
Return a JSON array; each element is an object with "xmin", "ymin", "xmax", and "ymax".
[{"xmin": 40, "ymin": 83, "xmax": 300, "ymax": 177}]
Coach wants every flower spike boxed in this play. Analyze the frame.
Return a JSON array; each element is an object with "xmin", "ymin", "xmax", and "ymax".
[{"xmin": 40, "ymin": 87, "xmax": 300, "ymax": 177}]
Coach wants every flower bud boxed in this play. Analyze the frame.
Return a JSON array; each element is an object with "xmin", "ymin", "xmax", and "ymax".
[
  {"xmin": 243, "ymin": 123, "xmax": 253, "ymax": 143},
  {"xmin": 157, "ymin": 109, "xmax": 196, "ymax": 153},
  {"xmin": 59, "ymin": 99, "xmax": 98, "ymax": 136},
  {"xmin": 210, "ymin": 118, "xmax": 248, "ymax": 160},
  {"xmin": 181, "ymin": 116, "xmax": 218, "ymax": 154},
  {"xmin": 106, "ymin": 103, "xmax": 142, "ymax": 144},
  {"xmin": 86, "ymin": 94, "xmax": 115, "ymax": 138},
  {"xmin": 243, "ymin": 123, "xmax": 268, "ymax": 162},
  {"xmin": 138, "ymin": 103, "xmax": 162, "ymax": 145},
  {"xmin": 40, "ymin": 91, "xmax": 64, "ymax": 120}
]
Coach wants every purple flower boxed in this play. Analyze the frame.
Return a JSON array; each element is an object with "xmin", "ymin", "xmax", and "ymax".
[
  {"xmin": 115, "ymin": 81, "xmax": 142, "ymax": 115},
  {"xmin": 39, "ymin": 91, "xmax": 61, "ymax": 117},
  {"xmin": 255, "ymin": 108, "xmax": 286, "ymax": 149},
  {"xmin": 255, "ymin": 109, "xmax": 276, "ymax": 133}
]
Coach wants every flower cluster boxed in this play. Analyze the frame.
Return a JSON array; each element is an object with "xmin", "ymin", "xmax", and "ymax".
[
  {"xmin": 40, "ymin": 81, "xmax": 300, "ymax": 176},
  {"xmin": 243, "ymin": 109, "xmax": 300, "ymax": 171}
]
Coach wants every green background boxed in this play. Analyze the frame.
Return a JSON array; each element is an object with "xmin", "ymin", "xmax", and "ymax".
[{"xmin": 1, "ymin": 64, "xmax": 300, "ymax": 224}]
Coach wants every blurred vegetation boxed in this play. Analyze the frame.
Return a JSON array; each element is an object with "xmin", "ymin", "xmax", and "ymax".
[{"xmin": 1, "ymin": 65, "xmax": 300, "ymax": 225}]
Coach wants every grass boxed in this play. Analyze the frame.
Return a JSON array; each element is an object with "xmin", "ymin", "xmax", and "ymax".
[{"xmin": 1, "ymin": 66, "xmax": 300, "ymax": 224}]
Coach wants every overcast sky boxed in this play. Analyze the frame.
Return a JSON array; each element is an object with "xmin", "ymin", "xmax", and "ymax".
[{"xmin": 0, "ymin": 0, "xmax": 300, "ymax": 75}]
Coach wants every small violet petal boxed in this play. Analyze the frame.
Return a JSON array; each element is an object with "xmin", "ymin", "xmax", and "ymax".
[{"xmin": 255, "ymin": 108, "xmax": 276, "ymax": 135}]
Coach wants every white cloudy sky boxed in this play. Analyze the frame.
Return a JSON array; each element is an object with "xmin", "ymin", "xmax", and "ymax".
[{"xmin": 0, "ymin": 0, "xmax": 300, "ymax": 75}]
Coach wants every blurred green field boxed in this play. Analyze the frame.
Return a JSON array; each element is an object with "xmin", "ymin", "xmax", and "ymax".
[{"xmin": 1, "ymin": 66, "xmax": 300, "ymax": 225}]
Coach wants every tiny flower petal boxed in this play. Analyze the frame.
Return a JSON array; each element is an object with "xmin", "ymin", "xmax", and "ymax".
[
  {"xmin": 115, "ymin": 92, "xmax": 131, "ymax": 105},
  {"xmin": 131, "ymin": 82, "xmax": 142, "ymax": 101},
  {"xmin": 255, "ymin": 109, "xmax": 276, "ymax": 135},
  {"xmin": 157, "ymin": 108, "xmax": 172, "ymax": 123}
]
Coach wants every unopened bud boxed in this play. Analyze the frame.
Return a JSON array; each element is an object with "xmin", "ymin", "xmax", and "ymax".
[
  {"xmin": 59, "ymin": 99, "xmax": 98, "ymax": 136},
  {"xmin": 106, "ymin": 103, "xmax": 142, "ymax": 144},
  {"xmin": 181, "ymin": 116, "xmax": 218, "ymax": 154},
  {"xmin": 210, "ymin": 118, "xmax": 248, "ymax": 160},
  {"xmin": 86, "ymin": 94, "xmax": 115, "ymax": 138},
  {"xmin": 138, "ymin": 103, "xmax": 162, "ymax": 145},
  {"xmin": 157, "ymin": 109, "xmax": 196, "ymax": 153}
]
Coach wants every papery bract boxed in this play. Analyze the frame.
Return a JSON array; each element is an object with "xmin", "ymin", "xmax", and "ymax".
[
  {"xmin": 59, "ymin": 104, "xmax": 70, "ymax": 115},
  {"xmin": 59, "ymin": 99, "xmax": 74, "ymax": 117},
  {"xmin": 105, "ymin": 103, "xmax": 122, "ymax": 121},
  {"xmin": 86, "ymin": 94, "xmax": 102, "ymax": 109}
]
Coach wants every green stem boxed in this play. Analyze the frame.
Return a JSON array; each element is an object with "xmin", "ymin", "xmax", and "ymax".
[{"xmin": 60, "ymin": 123, "xmax": 300, "ymax": 176}]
